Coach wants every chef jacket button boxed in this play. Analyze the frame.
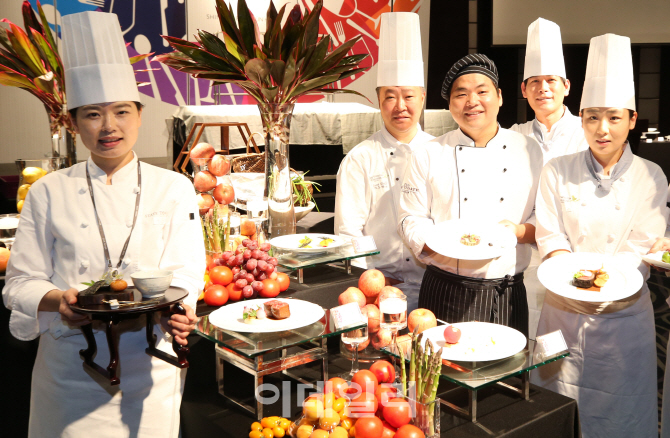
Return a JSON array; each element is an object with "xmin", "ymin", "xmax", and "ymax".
[
  {"xmin": 406, "ymin": 258, "xmax": 410, "ymax": 262},
  {"xmin": 79, "ymin": 188, "xmax": 87, "ymax": 194},
  {"xmin": 459, "ymin": 147, "xmax": 463, "ymax": 151},
  {"xmin": 81, "ymin": 222, "xmax": 89, "ymax": 228},
  {"xmin": 390, "ymin": 152, "xmax": 394, "ymax": 156},
  {"xmin": 500, "ymin": 197, "xmax": 504, "ymax": 202},
  {"xmin": 615, "ymin": 204, "xmax": 621, "ymax": 210},
  {"xmin": 461, "ymin": 169, "xmax": 465, "ymax": 173},
  {"xmin": 80, "ymin": 260, "xmax": 89, "ymax": 269},
  {"xmin": 503, "ymin": 168, "xmax": 507, "ymax": 172},
  {"xmin": 395, "ymin": 177, "xmax": 399, "ymax": 181},
  {"xmin": 133, "ymin": 187, "xmax": 141, "ymax": 194},
  {"xmin": 464, "ymin": 198, "xmax": 468, "ymax": 201},
  {"xmin": 503, "ymin": 145, "xmax": 507, "ymax": 149},
  {"xmin": 126, "ymin": 222, "xmax": 133, "ymax": 228},
  {"xmin": 123, "ymin": 257, "xmax": 131, "ymax": 265}
]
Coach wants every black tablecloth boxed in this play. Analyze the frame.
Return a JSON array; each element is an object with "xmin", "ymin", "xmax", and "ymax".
[{"xmin": 186, "ymin": 265, "xmax": 580, "ymax": 438}]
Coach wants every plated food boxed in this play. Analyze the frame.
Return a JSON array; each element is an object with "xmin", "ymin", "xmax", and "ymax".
[
  {"xmin": 572, "ymin": 267, "xmax": 609, "ymax": 290},
  {"xmin": 664, "ymin": 251, "xmax": 670, "ymax": 264},
  {"xmin": 208, "ymin": 298, "xmax": 324, "ymax": 333},
  {"xmin": 264, "ymin": 299, "xmax": 291, "ymax": 319},
  {"xmin": 460, "ymin": 233, "xmax": 481, "ymax": 246},
  {"xmin": 269, "ymin": 233, "xmax": 346, "ymax": 253}
]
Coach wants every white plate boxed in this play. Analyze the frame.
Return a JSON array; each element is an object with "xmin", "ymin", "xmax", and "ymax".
[
  {"xmin": 208, "ymin": 298, "xmax": 325, "ymax": 333},
  {"xmin": 537, "ymin": 252, "xmax": 643, "ymax": 303},
  {"xmin": 642, "ymin": 251, "xmax": 670, "ymax": 270},
  {"xmin": 425, "ymin": 219, "xmax": 517, "ymax": 260},
  {"xmin": 421, "ymin": 322, "xmax": 526, "ymax": 362},
  {"xmin": 269, "ymin": 233, "xmax": 346, "ymax": 253}
]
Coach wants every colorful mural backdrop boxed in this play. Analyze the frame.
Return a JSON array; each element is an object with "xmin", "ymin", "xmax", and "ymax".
[{"xmin": 32, "ymin": 0, "xmax": 423, "ymax": 106}]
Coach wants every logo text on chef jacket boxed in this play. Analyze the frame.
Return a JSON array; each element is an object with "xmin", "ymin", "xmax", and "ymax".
[
  {"xmin": 401, "ymin": 183, "xmax": 420, "ymax": 194},
  {"xmin": 370, "ymin": 174, "xmax": 389, "ymax": 190},
  {"xmin": 145, "ymin": 211, "xmax": 168, "ymax": 218}
]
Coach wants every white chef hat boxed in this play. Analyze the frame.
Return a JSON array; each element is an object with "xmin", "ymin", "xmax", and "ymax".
[
  {"xmin": 523, "ymin": 18, "xmax": 566, "ymax": 81},
  {"xmin": 62, "ymin": 11, "xmax": 140, "ymax": 109},
  {"xmin": 580, "ymin": 34, "xmax": 635, "ymax": 111},
  {"xmin": 377, "ymin": 12, "xmax": 424, "ymax": 88}
]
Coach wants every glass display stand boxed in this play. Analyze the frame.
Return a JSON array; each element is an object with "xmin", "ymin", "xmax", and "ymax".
[
  {"xmin": 384, "ymin": 339, "xmax": 569, "ymax": 423},
  {"xmin": 195, "ymin": 307, "xmax": 365, "ymax": 420},
  {"xmin": 273, "ymin": 242, "xmax": 379, "ymax": 284}
]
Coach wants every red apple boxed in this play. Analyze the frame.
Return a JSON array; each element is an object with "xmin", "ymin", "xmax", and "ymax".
[
  {"xmin": 375, "ymin": 286, "xmax": 404, "ymax": 306},
  {"xmin": 209, "ymin": 154, "xmax": 230, "ymax": 177},
  {"xmin": 194, "ymin": 170, "xmax": 217, "ymax": 192},
  {"xmin": 338, "ymin": 287, "xmax": 366, "ymax": 308},
  {"xmin": 190, "ymin": 142, "xmax": 216, "ymax": 159},
  {"xmin": 213, "ymin": 183, "xmax": 235, "ymax": 205},
  {"xmin": 444, "ymin": 325, "xmax": 462, "ymax": 344},
  {"xmin": 196, "ymin": 193, "xmax": 214, "ymax": 215},
  {"xmin": 365, "ymin": 304, "xmax": 381, "ymax": 333},
  {"xmin": 371, "ymin": 328, "xmax": 393, "ymax": 350},
  {"xmin": 407, "ymin": 308, "xmax": 437, "ymax": 334},
  {"xmin": 358, "ymin": 269, "xmax": 386, "ymax": 298}
]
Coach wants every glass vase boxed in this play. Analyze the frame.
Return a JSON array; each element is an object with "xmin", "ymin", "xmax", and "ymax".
[
  {"xmin": 409, "ymin": 396, "xmax": 441, "ymax": 438},
  {"xmin": 15, "ymin": 157, "xmax": 66, "ymax": 214},
  {"xmin": 259, "ymin": 103, "xmax": 296, "ymax": 239},
  {"xmin": 49, "ymin": 117, "xmax": 76, "ymax": 168}
]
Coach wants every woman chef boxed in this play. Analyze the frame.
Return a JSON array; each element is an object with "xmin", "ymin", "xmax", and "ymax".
[
  {"xmin": 2, "ymin": 11, "xmax": 205, "ymax": 438},
  {"xmin": 532, "ymin": 34, "xmax": 668, "ymax": 438}
]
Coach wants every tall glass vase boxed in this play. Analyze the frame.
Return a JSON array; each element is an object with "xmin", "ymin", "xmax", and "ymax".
[
  {"xmin": 259, "ymin": 103, "xmax": 296, "ymax": 238},
  {"xmin": 49, "ymin": 115, "xmax": 76, "ymax": 168}
]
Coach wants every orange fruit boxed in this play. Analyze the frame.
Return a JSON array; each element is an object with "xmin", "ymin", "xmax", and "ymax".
[
  {"xmin": 0, "ymin": 247, "xmax": 10, "ymax": 272},
  {"xmin": 241, "ymin": 219, "xmax": 256, "ymax": 236},
  {"xmin": 309, "ymin": 430, "xmax": 329, "ymax": 438}
]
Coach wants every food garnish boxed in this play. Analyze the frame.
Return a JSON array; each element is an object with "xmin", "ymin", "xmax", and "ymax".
[
  {"xmin": 663, "ymin": 251, "xmax": 670, "ymax": 264},
  {"xmin": 298, "ymin": 236, "xmax": 312, "ymax": 248},
  {"xmin": 319, "ymin": 238, "xmax": 334, "ymax": 247},
  {"xmin": 460, "ymin": 234, "xmax": 481, "ymax": 246}
]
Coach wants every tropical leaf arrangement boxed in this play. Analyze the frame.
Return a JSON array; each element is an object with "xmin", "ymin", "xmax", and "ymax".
[
  {"xmin": 155, "ymin": 0, "xmax": 370, "ymax": 115},
  {"xmin": 0, "ymin": 1, "xmax": 152, "ymax": 137}
]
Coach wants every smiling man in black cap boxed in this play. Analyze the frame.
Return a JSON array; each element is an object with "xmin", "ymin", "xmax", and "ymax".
[{"xmin": 397, "ymin": 54, "xmax": 543, "ymax": 336}]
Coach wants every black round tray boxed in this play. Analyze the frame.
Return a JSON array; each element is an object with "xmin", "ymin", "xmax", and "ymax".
[{"xmin": 71, "ymin": 287, "xmax": 188, "ymax": 315}]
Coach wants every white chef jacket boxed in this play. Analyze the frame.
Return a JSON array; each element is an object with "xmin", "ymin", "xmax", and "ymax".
[
  {"xmin": 3, "ymin": 154, "xmax": 205, "ymax": 438},
  {"xmin": 398, "ymin": 127, "xmax": 543, "ymax": 279},
  {"xmin": 335, "ymin": 125, "xmax": 434, "ymax": 290},
  {"xmin": 509, "ymin": 106, "xmax": 588, "ymax": 165},
  {"xmin": 532, "ymin": 148, "xmax": 668, "ymax": 438},
  {"xmin": 510, "ymin": 107, "xmax": 588, "ymax": 339}
]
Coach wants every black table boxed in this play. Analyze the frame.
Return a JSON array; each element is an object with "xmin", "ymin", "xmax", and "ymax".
[{"xmin": 182, "ymin": 265, "xmax": 580, "ymax": 438}]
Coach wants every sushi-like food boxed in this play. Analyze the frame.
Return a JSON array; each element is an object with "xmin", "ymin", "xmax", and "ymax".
[
  {"xmin": 572, "ymin": 270, "xmax": 595, "ymax": 288},
  {"xmin": 460, "ymin": 234, "xmax": 481, "ymax": 246},
  {"xmin": 264, "ymin": 300, "xmax": 291, "ymax": 320},
  {"xmin": 663, "ymin": 251, "xmax": 670, "ymax": 264},
  {"xmin": 593, "ymin": 268, "xmax": 609, "ymax": 288}
]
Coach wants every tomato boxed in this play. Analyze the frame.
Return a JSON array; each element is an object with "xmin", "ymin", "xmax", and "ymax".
[
  {"xmin": 210, "ymin": 265, "xmax": 233, "ymax": 286},
  {"xmin": 369, "ymin": 360, "xmax": 395, "ymax": 384},
  {"xmin": 226, "ymin": 282, "xmax": 243, "ymax": 301},
  {"xmin": 206, "ymin": 254, "xmax": 216, "ymax": 271},
  {"xmin": 380, "ymin": 421, "xmax": 396, "ymax": 438},
  {"xmin": 394, "ymin": 424, "xmax": 425, "ymax": 438},
  {"xmin": 204, "ymin": 284, "xmax": 228, "ymax": 306},
  {"xmin": 276, "ymin": 272, "xmax": 290, "ymax": 291},
  {"xmin": 374, "ymin": 384, "xmax": 397, "ymax": 407},
  {"xmin": 325, "ymin": 377, "xmax": 350, "ymax": 399},
  {"xmin": 351, "ymin": 370, "xmax": 378, "ymax": 395},
  {"xmin": 353, "ymin": 416, "xmax": 383, "ymax": 438},
  {"xmin": 250, "ymin": 422, "xmax": 263, "ymax": 432},
  {"xmin": 260, "ymin": 279, "xmax": 281, "ymax": 298},
  {"xmin": 382, "ymin": 398, "xmax": 411, "ymax": 429},
  {"xmin": 345, "ymin": 392, "xmax": 378, "ymax": 418}
]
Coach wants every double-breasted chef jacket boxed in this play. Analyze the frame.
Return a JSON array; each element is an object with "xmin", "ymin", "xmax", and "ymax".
[
  {"xmin": 335, "ymin": 124, "xmax": 434, "ymax": 309},
  {"xmin": 3, "ymin": 154, "xmax": 205, "ymax": 438},
  {"xmin": 510, "ymin": 106, "xmax": 589, "ymax": 339},
  {"xmin": 532, "ymin": 146, "xmax": 668, "ymax": 438},
  {"xmin": 398, "ymin": 127, "xmax": 543, "ymax": 277}
]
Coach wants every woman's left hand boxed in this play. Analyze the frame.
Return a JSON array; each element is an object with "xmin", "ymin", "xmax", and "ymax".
[{"xmin": 167, "ymin": 304, "xmax": 197, "ymax": 346}]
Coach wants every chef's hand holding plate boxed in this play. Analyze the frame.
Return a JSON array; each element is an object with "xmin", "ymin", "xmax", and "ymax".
[
  {"xmin": 58, "ymin": 288, "xmax": 91, "ymax": 326},
  {"xmin": 499, "ymin": 219, "xmax": 536, "ymax": 244},
  {"xmin": 165, "ymin": 304, "xmax": 197, "ymax": 346},
  {"xmin": 648, "ymin": 237, "xmax": 670, "ymax": 272}
]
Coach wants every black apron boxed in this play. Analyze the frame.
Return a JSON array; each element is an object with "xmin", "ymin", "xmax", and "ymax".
[{"xmin": 418, "ymin": 265, "xmax": 529, "ymax": 337}]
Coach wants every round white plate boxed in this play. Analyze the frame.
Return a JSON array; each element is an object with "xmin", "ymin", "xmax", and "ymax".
[
  {"xmin": 421, "ymin": 322, "xmax": 526, "ymax": 362},
  {"xmin": 208, "ymin": 298, "xmax": 325, "ymax": 333},
  {"xmin": 537, "ymin": 252, "xmax": 643, "ymax": 303},
  {"xmin": 269, "ymin": 233, "xmax": 346, "ymax": 253},
  {"xmin": 642, "ymin": 251, "xmax": 670, "ymax": 271},
  {"xmin": 425, "ymin": 219, "xmax": 517, "ymax": 260}
]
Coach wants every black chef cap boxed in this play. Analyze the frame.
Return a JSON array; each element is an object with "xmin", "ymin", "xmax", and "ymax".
[{"xmin": 441, "ymin": 53, "xmax": 499, "ymax": 102}]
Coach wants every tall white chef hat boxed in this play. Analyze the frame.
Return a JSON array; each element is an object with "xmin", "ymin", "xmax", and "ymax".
[
  {"xmin": 377, "ymin": 12, "xmax": 424, "ymax": 88},
  {"xmin": 62, "ymin": 11, "xmax": 140, "ymax": 110},
  {"xmin": 580, "ymin": 34, "xmax": 635, "ymax": 111},
  {"xmin": 523, "ymin": 18, "xmax": 566, "ymax": 80}
]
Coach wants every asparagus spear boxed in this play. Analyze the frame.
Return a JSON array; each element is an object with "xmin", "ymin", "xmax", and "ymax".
[
  {"xmin": 422, "ymin": 348, "xmax": 442, "ymax": 403},
  {"xmin": 409, "ymin": 327, "xmax": 419, "ymax": 387},
  {"xmin": 415, "ymin": 342, "xmax": 424, "ymax": 398},
  {"xmin": 395, "ymin": 336, "xmax": 407, "ymax": 398}
]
